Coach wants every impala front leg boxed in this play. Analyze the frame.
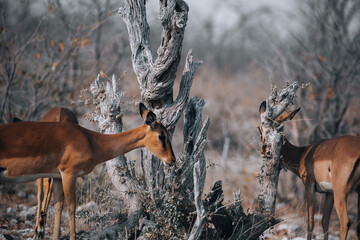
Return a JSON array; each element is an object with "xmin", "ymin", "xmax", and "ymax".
[
  {"xmin": 52, "ymin": 179, "xmax": 64, "ymax": 240},
  {"xmin": 62, "ymin": 173, "xmax": 77, "ymax": 240},
  {"xmin": 322, "ymin": 193, "xmax": 334, "ymax": 240},
  {"xmin": 306, "ymin": 184, "xmax": 315, "ymax": 240}
]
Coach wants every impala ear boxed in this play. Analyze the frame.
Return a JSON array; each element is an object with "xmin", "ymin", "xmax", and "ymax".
[
  {"xmin": 13, "ymin": 117, "xmax": 22, "ymax": 123},
  {"xmin": 139, "ymin": 103, "xmax": 156, "ymax": 125},
  {"xmin": 275, "ymin": 107, "xmax": 301, "ymax": 123},
  {"xmin": 259, "ymin": 101, "xmax": 266, "ymax": 115}
]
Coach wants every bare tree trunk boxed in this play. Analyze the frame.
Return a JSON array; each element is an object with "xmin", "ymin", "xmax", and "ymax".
[
  {"xmin": 89, "ymin": 0, "xmax": 206, "ymax": 238},
  {"xmin": 89, "ymin": 76, "xmax": 145, "ymax": 239},
  {"xmin": 257, "ymin": 82, "xmax": 299, "ymax": 216},
  {"xmin": 87, "ymin": 1, "xmax": 284, "ymax": 239},
  {"xmin": 119, "ymin": 0, "xmax": 201, "ymax": 204}
]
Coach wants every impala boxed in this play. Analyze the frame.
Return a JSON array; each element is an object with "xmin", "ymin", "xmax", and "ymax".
[
  {"xmin": 0, "ymin": 103, "xmax": 176, "ymax": 240},
  {"xmin": 30, "ymin": 107, "xmax": 78, "ymax": 239},
  {"xmin": 258, "ymin": 101, "xmax": 360, "ymax": 240}
]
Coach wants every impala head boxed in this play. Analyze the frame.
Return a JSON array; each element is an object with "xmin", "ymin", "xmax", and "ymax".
[
  {"xmin": 139, "ymin": 103, "xmax": 176, "ymax": 166},
  {"xmin": 258, "ymin": 101, "xmax": 300, "ymax": 157}
]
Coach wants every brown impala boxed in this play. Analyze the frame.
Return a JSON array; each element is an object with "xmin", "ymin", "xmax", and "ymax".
[
  {"xmin": 259, "ymin": 101, "xmax": 360, "ymax": 240},
  {"xmin": 22, "ymin": 107, "xmax": 78, "ymax": 239},
  {"xmin": 0, "ymin": 103, "xmax": 175, "ymax": 240}
]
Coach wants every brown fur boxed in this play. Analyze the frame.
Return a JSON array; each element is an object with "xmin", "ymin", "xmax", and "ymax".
[
  {"xmin": 34, "ymin": 107, "xmax": 78, "ymax": 240},
  {"xmin": 0, "ymin": 104, "xmax": 175, "ymax": 240},
  {"xmin": 259, "ymin": 102, "xmax": 360, "ymax": 240}
]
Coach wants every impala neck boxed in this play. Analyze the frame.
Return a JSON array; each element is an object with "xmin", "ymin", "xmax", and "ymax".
[
  {"xmin": 92, "ymin": 125, "xmax": 148, "ymax": 164},
  {"xmin": 280, "ymin": 138, "xmax": 305, "ymax": 177}
]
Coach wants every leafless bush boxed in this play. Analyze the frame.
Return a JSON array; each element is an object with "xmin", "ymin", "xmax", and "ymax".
[{"xmin": 272, "ymin": 0, "xmax": 360, "ymax": 143}]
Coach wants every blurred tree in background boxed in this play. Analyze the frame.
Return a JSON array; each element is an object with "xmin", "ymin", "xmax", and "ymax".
[
  {"xmin": 273, "ymin": 0, "xmax": 360, "ymax": 144},
  {"xmin": 0, "ymin": 0, "xmax": 130, "ymax": 123}
]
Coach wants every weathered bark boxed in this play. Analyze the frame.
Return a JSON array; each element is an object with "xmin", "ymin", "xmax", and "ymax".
[
  {"xmin": 118, "ymin": 0, "xmax": 188, "ymax": 108},
  {"xmin": 90, "ymin": 75, "xmax": 145, "ymax": 238},
  {"xmin": 119, "ymin": 0, "xmax": 202, "ymax": 207},
  {"xmin": 90, "ymin": 0, "xmax": 207, "ymax": 239},
  {"xmin": 87, "ymin": 0, "xmax": 286, "ymax": 239},
  {"xmin": 257, "ymin": 82, "xmax": 299, "ymax": 216},
  {"xmin": 188, "ymin": 161, "xmax": 206, "ymax": 240}
]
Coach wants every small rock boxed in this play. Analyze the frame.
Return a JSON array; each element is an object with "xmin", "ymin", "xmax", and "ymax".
[
  {"xmin": 17, "ymin": 191, "xmax": 27, "ymax": 199},
  {"xmin": 9, "ymin": 219, "xmax": 18, "ymax": 225},
  {"xmin": 7, "ymin": 207, "xmax": 14, "ymax": 214}
]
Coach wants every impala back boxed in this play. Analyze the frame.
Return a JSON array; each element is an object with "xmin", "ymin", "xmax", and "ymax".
[
  {"xmin": 299, "ymin": 135, "xmax": 360, "ymax": 193},
  {"xmin": 0, "ymin": 122, "xmax": 81, "ymax": 183}
]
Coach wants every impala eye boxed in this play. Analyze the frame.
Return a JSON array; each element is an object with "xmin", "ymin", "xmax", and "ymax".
[{"xmin": 159, "ymin": 133, "xmax": 166, "ymax": 141}]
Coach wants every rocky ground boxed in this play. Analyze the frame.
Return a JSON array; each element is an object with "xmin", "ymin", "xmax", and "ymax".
[{"xmin": 0, "ymin": 201, "xmax": 349, "ymax": 239}]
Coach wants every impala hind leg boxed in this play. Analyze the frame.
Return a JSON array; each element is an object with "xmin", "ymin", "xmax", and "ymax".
[
  {"xmin": 62, "ymin": 173, "xmax": 77, "ymax": 240},
  {"xmin": 52, "ymin": 179, "xmax": 64, "ymax": 240},
  {"xmin": 34, "ymin": 179, "xmax": 44, "ymax": 239},
  {"xmin": 306, "ymin": 184, "xmax": 316, "ymax": 240},
  {"xmin": 333, "ymin": 191, "xmax": 350, "ymax": 240},
  {"xmin": 34, "ymin": 178, "xmax": 53, "ymax": 239},
  {"xmin": 322, "ymin": 193, "xmax": 334, "ymax": 240}
]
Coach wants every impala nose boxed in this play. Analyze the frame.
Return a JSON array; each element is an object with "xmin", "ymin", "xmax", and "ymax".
[{"xmin": 164, "ymin": 156, "xmax": 176, "ymax": 167}]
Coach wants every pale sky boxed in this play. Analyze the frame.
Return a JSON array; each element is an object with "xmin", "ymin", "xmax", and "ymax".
[{"xmin": 147, "ymin": 0, "xmax": 300, "ymax": 39}]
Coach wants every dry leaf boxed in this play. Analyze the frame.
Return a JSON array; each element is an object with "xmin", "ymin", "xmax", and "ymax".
[
  {"xmin": 99, "ymin": 70, "xmax": 105, "ymax": 79},
  {"xmin": 73, "ymin": 38, "xmax": 79, "ymax": 46},
  {"xmin": 81, "ymin": 38, "xmax": 89, "ymax": 48},
  {"xmin": 309, "ymin": 93, "xmax": 315, "ymax": 101},
  {"xmin": 51, "ymin": 62, "xmax": 58, "ymax": 72},
  {"xmin": 58, "ymin": 41, "xmax": 64, "ymax": 53},
  {"xmin": 318, "ymin": 55, "xmax": 325, "ymax": 63},
  {"xmin": 327, "ymin": 87, "xmax": 334, "ymax": 100},
  {"xmin": 35, "ymin": 52, "xmax": 40, "ymax": 59},
  {"xmin": 49, "ymin": 40, "xmax": 54, "ymax": 47},
  {"xmin": 49, "ymin": 4, "xmax": 54, "ymax": 13}
]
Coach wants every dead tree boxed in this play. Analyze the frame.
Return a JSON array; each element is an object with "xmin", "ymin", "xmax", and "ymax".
[
  {"xmin": 257, "ymin": 82, "xmax": 299, "ymax": 216},
  {"xmin": 87, "ymin": 0, "xmax": 282, "ymax": 239},
  {"xmin": 88, "ymin": 0, "xmax": 207, "ymax": 238}
]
